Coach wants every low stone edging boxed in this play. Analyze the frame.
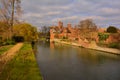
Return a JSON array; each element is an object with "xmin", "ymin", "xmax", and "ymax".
[{"xmin": 53, "ymin": 39, "xmax": 120, "ymax": 55}]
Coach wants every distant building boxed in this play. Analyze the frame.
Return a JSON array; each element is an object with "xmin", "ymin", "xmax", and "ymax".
[
  {"xmin": 98, "ymin": 28, "xmax": 106, "ymax": 33},
  {"xmin": 50, "ymin": 21, "xmax": 80, "ymax": 41}
]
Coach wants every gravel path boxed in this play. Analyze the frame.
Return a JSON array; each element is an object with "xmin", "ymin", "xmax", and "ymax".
[{"xmin": 0, "ymin": 43, "xmax": 23, "ymax": 73}]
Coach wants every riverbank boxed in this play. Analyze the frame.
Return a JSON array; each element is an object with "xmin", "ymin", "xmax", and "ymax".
[
  {"xmin": 53, "ymin": 39, "xmax": 120, "ymax": 55},
  {"xmin": 0, "ymin": 43, "xmax": 23, "ymax": 73},
  {"xmin": 0, "ymin": 43, "xmax": 43, "ymax": 80},
  {"xmin": 0, "ymin": 45, "xmax": 14, "ymax": 55}
]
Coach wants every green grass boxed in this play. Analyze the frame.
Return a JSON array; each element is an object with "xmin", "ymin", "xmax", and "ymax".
[
  {"xmin": 0, "ymin": 43, "xmax": 43, "ymax": 80},
  {"xmin": 108, "ymin": 42, "xmax": 120, "ymax": 49},
  {"xmin": 0, "ymin": 45, "xmax": 14, "ymax": 55}
]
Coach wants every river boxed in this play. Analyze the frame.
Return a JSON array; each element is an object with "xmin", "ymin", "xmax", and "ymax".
[{"xmin": 35, "ymin": 41, "xmax": 120, "ymax": 80}]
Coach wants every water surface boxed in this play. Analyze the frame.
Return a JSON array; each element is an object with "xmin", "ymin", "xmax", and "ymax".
[{"xmin": 36, "ymin": 41, "xmax": 120, "ymax": 80}]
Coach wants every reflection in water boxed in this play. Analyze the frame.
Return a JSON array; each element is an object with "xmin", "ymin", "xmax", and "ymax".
[
  {"xmin": 50, "ymin": 42, "xmax": 54, "ymax": 49},
  {"xmin": 36, "ymin": 41, "xmax": 120, "ymax": 80},
  {"xmin": 76, "ymin": 48, "xmax": 120, "ymax": 65}
]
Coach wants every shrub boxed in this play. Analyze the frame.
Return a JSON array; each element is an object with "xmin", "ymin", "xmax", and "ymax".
[
  {"xmin": 108, "ymin": 42, "xmax": 120, "ymax": 49},
  {"xmin": 0, "ymin": 41, "xmax": 3, "ymax": 46},
  {"xmin": 63, "ymin": 36, "xmax": 68, "ymax": 39},
  {"xmin": 0, "ymin": 36, "xmax": 2, "ymax": 46},
  {"xmin": 107, "ymin": 26, "xmax": 117, "ymax": 33},
  {"xmin": 3, "ymin": 40, "xmax": 15, "ymax": 45},
  {"xmin": 75, "ymin": 38, "xmax": 79, "ymax": 41},
  {"xmin": 98, "ymin": 33, "xmax": 109, "ymax": 41},
  {"xmin": 97, "ymin": 41, "xmax": 108, "ymax": 47},
  {"xmin": 12, "ymin": 36, "xmax": 24, "ymax": 42}
]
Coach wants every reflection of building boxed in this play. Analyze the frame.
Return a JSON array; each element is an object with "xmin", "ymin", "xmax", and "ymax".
[{"xmin": 50, "ymin": 41, "xmax": 54, "ymax": 49}]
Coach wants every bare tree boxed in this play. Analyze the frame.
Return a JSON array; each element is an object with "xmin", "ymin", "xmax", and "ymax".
[
  {"xmin": 39, "ymin": 26, "xmax": 50, "ymax": 38},
  {"xmin": 78, "ymin": 19, "xmax": 97, "ymax": 31},
  {"xmin": 0, "ymin": 0, "xmax": 21, "ymax": 39},
  {"xmin": 0, "ymin": 0, "xmax": 21, "ymax": 23},
  {"xmin": 78, "ymin": 19, "xmax": 98, "ymax": 41}
]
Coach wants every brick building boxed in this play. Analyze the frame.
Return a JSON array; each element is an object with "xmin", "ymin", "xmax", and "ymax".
[{"xmin": 50, "ymin": 21, "xmax": 80, "ymax": 41}]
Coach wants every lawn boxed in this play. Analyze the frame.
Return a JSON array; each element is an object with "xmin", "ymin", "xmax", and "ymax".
[
  {"xmin": 0, "ymin": 45, "xmax": 14, "ymax": 55},
  {"xmin": 0, "ymin": 43, "xmax": 43, "ymax": 80}
]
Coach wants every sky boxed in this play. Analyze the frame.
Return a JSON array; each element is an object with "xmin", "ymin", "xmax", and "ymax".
[{"xmin": 21, "ymin": 0, "xmax": 120, "ymax": 28}]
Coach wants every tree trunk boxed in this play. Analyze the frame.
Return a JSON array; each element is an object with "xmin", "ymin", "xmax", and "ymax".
[{"xmin": 10, "ymin": 0, "xmax": 15, "ymax": 39}]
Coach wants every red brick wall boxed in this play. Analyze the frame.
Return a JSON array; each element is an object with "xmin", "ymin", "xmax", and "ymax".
[
  {"xmin": 106, "ymin": 34, "xmax": 120, "ymax": 43},
  {"xmin": 50, "ymin": 29, "xmax": 54, "ymax": 40}
]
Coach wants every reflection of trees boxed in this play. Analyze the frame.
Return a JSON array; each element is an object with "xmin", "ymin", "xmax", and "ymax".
[{"xmin": 38, "ymin": 41, "xmax": 50, "ymax": 48}]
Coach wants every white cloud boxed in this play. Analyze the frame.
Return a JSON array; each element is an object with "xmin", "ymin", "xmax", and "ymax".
[
  {"xmin": 23, "ymin": 13, "xmax": 43, "ymax": 19},
  {"xmin": 58, "ymin": 16, "xmax": 78, "ymax": 21},
  {"xmin": 99, "ymin": 8, "xmax": 120, "ymax": 14},
  {"xmin": 52, "ymin": 16, "xmax": 79, "ymax": 22},
  {"xmin": 38, "ymin": 5, "xmax": 71, "ymax": 12},
  {"xmin": 46, "ymin": 11, "xmax": 61, "ymax": 16},
  {"xmin": 21, "ymin": 0, "xmax": 120, "ymax": 28},
  {"xmin": 80, "ymin": 16, "xmax": 105, "ymax": 21},
  {"xmin": 23, "ymin": 11, "xmax": 61, "ymax": 20}
]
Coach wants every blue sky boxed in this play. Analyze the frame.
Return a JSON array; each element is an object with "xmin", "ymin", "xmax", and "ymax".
[{"xmin": 21, "ymin": 0, "xmax": 120, "ymax": 28}]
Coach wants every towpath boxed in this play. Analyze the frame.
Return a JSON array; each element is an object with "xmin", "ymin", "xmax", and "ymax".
[{"xmin": 0, "ymin": 43, "xmax": 23, "ymax": 73}]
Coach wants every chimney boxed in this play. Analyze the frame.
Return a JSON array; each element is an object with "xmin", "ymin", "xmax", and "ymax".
[
  {"xmin": 58, "ymin": 21, "xmax": 63, "ymax": 29},
  {"xmin": 67, "ymin": 23, "xmax": 71, "ymax": 29}
]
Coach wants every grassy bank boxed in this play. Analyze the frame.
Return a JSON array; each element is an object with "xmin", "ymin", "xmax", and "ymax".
[
  {"xmin": 0, "ymin": 45, "xmax": 14, "ymax": 55},
  {"xmin": 0, "ymin": 43, "xmax": 43, "ymax": 80},
  {"xmin": 54, "ymin": 39, "xmax": 120, "ymax": 54}
]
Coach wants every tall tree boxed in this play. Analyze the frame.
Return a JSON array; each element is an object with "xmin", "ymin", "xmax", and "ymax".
[
  {"xmin": 107, "ymin": 26, "xmax": 118, "ymax": 33},
  {"xmin": 13, "ymin": 23, "xmax": 39, "ymax": 41},
  {"xmin": 0, "ymin": 0, "xmax": 21, "ymax": 23},
  {"xmin": 78, "ymin": 19, "xmax": 98, "ymax": 41},
  {"xmin": 0, "ymin": 0, "xmax": 21, "ymax": 39},
  {"xmin": 39, "ymin": 26, "xmax": 50, "ymax": 38},
  {"xmin": 78, "ymin": 19, "xmax": 97, "ymax": 30}
]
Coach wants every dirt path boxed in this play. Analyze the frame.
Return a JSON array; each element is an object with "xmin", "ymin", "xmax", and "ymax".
[{"xmin": 0, "ymin": 43, "xmax": 23, "ymax": 73}]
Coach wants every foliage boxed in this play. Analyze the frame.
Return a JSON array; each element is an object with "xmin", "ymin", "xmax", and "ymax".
[
  {"xmin": 13, "ymin": 23, "xmax": 38, "ymax": 41},
  {"xmin": 63, "ymin": 36, "xmax": 68, "ymax": 39},
  {"xmin": 97, "ymin": 41, "xmax": 120, "ymax": 49},
  {"xmin": 0, "ymin": 0, "xmax": 21, "ymax": 25},
  {"xmin": 40, "ymin": 26, "xmax": 50, "ymax": 34},
  {"xmin": 108, "ymin": 42, "xmax": 120, "ymax": 49},
  {"xmin": 0, "ymin": 36, "xmax": 2, "ymax": 46},
  {"xmin": 97, "ymin": 41, "xmax": 108, "ymax": 47},
  {"xmin": 0, "ymin": 43, "xmax": 43, "ymax": 80},
  {"xmin": 0, "ymin": 0, "xmax": 22, "ymax": 39},
  {"xmin": 39, "ymin": 26, "xmax": 50, "ymax": 39},
  {"xmin": 77, "ymin": 19, "xmax": 98, "ymax": 41},
  {"xmin": 12, "ymin": 36, "xmax": 24, "ymax": 42},
  {"xmin": 98, "ymin": 33, "xmax": 109, "ymax": 41},
  {"xmin": 3, "ymin": 39, "xmax": 15, "ymax": 45},
  {"xmin": 106, "ymin": 26, "xmax": 117, "ymax": 33},
  {"xmin": 78, "ymin": 19, "xmax": 97, "ymax": 30},
  {"xmin": 0, "ymin": 22, "xmax": 10, "ymax": 41}
]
